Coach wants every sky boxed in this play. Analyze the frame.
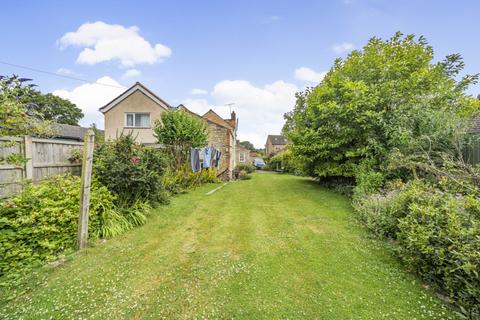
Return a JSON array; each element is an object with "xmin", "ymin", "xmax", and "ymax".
[{"xmin": 1, "ymin": 0, "xmax": 479, "ymax": 148}]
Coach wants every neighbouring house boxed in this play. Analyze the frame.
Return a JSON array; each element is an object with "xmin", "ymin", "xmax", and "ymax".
[
  {"xmin": 235, "ymin": 140, "xmax": 251, "ymax": 165},
  {"xmin": 100, "ymin": 82, "xmax": 239, "ymax": 179},
  {"xmin": 178, "ymin": 105, "xmax": 237, "ymax": 180},
  {"xmin": 99, "ymin": 82, "xmax": 171, "ymax": 144},
  {"xmin": 265, "ymin": 134, "xmax": 288, "ymax": 156}
]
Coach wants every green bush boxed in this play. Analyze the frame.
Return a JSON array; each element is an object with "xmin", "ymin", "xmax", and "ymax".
[
  {"xmin": 0, "ymin": 174, "xmax": 116, "ymax": 280},
  {"xmin": 354, "ymin": 179, "xmax": 480, "ymax": 317},
  {"xmin": 163, "ymin": 165, "xmax": 219, "ymax": 195},
  {"xmin": 93, "ymin": 134, "xmax": 168, "ymax": 203},
  {"xmin": 234, "ymin": 163, "xmax": 255, "ymax": 174},
  {"xmin": 238, "ymin": 170, "xmax": 252, "ymax": 180},
  {"xmin": 354, "ymin": 180, "xmax": 421, "ymax": 238},
  {"xmin": 268, "ymin": 150, "xmax": 296, "ymax": 173},
  {"xmin": 396, "ymin": 183, "xmax": 480, "ymax": 317}
]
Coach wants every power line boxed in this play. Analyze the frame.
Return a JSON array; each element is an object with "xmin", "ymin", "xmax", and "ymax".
[{"xmin": 0, "ymin": 60, "xmax": 127, "ymax": 89}]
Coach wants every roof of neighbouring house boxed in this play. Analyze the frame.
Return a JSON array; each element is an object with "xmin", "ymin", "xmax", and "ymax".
[
  {"xmin": 51, "ymin": 123, "xmax": 98, "ymax": 141},
  {"xmin": 266, "ymin": 134, "xmax": 288, "ymax": 145},
  {"xmin": 99, "ymin": 82, "xmax": 171, "ymax": 113},
  {"xmin": 202, "ymin": 109, "xmax": 235, "ymax": 130}
]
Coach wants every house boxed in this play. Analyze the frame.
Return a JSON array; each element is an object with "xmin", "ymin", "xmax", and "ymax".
[
  {"xmin": 100, "ymin": 82, "xmax": 239, "ymax": 179},
  {"xmin": 265, "ymin": 134, "xmax": 288, "ymax": 156},
  {"xmin": 178, "ymin": 105, "xmax": 237, "ymax": 179},
  {"xmin": 235, "ymin": 140, "xmax": 251, "ymax": 165},
  {"xmin": 99, "ymin": 82, "xmax": 171, "ymax": 144}
]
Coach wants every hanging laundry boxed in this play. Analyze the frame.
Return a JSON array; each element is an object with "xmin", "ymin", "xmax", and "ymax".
[
  {"xmin": 215, "ymin": 150, "xmax": 222, "ymax": 169},
  {"xmin": 190, "ymin": 147, "xmax": 201, "ymax": 172},
  {"xmin": 203, "ymin": 146, "xmax": 213, "ymax": 168}
]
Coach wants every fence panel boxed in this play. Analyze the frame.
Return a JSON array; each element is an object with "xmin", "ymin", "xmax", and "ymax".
[{"xmin": 0, "ymin": 136, "xmax": 83, "ymax": 198}]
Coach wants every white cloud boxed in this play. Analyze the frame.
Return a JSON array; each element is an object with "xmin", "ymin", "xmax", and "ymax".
[
  {"xmin": 191, "ymin": 88, "xmax": 208, "ymax": 95},
  {"xmin": 122, "ymin": 68, "xmax": 141, "ymax": 79},
  {"xmin": 182, "ymin": 80, "xmax": 299, "ymax": 148},
  {"xmin": 209, "ymin": 80, "xmax": 298, "ymax": 148},
  {"xmin": 56, "ymin": 68, "xmax": 81, "ymax": 77},
  {"xmin": 294, "ymin": 67, "xmax": 327, "ymax": 83},
  {"xmin": 53, "ymin": 76, "xmax": 125, "ymax": 128},
  {"xmin": 182, "ymin": 98, "xmax": 211, "ymax": 115},
  {"xmin": 332, "ymin": 42, "xmax": 355, "ymax": 54},
  {"xmin": 59, "ymin": 21, "xmax": 172, "ymax": 67}
]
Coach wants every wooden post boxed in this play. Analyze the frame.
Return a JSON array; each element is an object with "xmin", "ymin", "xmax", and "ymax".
[
  {"xmin": 77, "ymin": 130, "xmax": 95, "ymax": 250},
  {"xmin": 23, "ymin": 136, "xmax": 33, "ymax": 180}
]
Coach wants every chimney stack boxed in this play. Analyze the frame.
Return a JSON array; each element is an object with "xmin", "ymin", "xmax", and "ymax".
[{"xmin": 231, "ymin": 111, "xmax": 236, "ymax": 121}]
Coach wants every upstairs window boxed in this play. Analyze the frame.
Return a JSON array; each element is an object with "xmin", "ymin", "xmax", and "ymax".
[{"xmin": 125, "ymin": 113, "xmax": 150, "ymax": 128}]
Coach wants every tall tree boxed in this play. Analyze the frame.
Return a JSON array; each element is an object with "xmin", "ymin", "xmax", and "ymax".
[
  {"xmin": 283, "ymin": 32, "xmax": 479, "ymax": 187},
  {"xmin": 26, "ymin": 92, "xmax": 83, "ymax": 125},
  {"xmin": 0, "ymin": 75, "xmax": 52, "ymax": 136},
  {"xmin": 239, "ymin": 141, "xmax": 255, "ymax": 151}
]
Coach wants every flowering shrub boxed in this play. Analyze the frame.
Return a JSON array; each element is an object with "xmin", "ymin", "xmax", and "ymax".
[{"xmin": 93, "ymin": 134, "xmax": 168, "ymax": 203}]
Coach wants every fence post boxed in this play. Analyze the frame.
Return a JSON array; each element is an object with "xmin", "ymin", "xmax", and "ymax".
[
  {"xmin": 24, "ymin": 136, "xmax": 33, "ymax": 180},
  {"xmin": 77, "ymin": 130, "xmax": 95, "ymax": 250}
]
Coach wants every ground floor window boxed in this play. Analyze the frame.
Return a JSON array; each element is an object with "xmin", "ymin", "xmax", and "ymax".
[{"xmin": 239, "ymin": 152, "xmax": 245, "ymax": 162}]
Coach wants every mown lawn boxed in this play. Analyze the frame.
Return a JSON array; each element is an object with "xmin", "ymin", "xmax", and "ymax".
[{"xmin": 0, "ymin": 173, "xmax": 460, "ymax": 319}]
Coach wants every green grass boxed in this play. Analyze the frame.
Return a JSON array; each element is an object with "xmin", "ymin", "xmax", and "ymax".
[{"xmin": 0, "ymin": 173, "xmax": 460, "ymax": 319}]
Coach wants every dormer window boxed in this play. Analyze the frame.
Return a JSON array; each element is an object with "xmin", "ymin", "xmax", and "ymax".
[{"xmin": 125, "ymin": 113, "xmax": 150, "ymax": 128}]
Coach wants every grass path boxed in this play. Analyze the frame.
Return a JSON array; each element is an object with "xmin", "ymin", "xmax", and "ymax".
[{"xmin": 1, "ymin": 173, "xmax": 460, "ymax": 319}]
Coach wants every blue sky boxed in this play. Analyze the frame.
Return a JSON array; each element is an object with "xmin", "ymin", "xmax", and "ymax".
[{"xmin": 1, "ymin": 0, "xmax": 479, "ymax": 147}]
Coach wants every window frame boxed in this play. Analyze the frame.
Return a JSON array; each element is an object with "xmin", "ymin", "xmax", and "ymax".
[
  {"xmin": 124, "ymin": 112, "xmax": 151, "ymax": 128},
  {"xmin": 239, "ymin": 152, "xmax": 246, "ymax": 162}
]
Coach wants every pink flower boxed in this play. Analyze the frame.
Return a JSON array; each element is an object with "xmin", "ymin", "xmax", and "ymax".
[{"xmin": 130, "ymin": 156, "xmax": 141, "ymax": 165}]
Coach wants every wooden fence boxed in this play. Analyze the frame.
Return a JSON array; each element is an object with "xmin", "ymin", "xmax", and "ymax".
[{"xmin": 0, "ymin": 136, "xmax": 83, "ymax": 198}]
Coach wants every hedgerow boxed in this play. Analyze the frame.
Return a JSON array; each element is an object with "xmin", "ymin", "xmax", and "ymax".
[{"xmin": 0, "ymin": 174, "xmax": 115, "ymax": 282}]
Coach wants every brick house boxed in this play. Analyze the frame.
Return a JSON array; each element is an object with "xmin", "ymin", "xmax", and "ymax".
[
  {"xmin": 235, "ymin": 141, "xmax": 252, "ymax": 165},
  {"xmin": 265, "ymin": 134, "xmax": 288, "ymax": 156},
  {"xmin": 100, "ymin": 82, "xmax": 238, "ymax": 179}
]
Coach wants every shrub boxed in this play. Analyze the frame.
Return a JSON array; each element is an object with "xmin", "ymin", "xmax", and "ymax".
[
  {"xmin": 0, "ymin": 174, "xmax": 116, "ymax": 280},
  {"xmin": 396, "ymin": 184, "xmax": 480, "ymax": 317},
  {"xmin": 235, "ymin": 163, "xmax": 255, "ymax": 174},
  {"xmin": 162, "ymin": 165, "xmax": 219, "ymax": 195},
  {"xmin": 354, "ymin": 179, "xmax": 480, "ymax": 317},
  {"xmin": 238, "ymin": 170, "xmax": 252, "ymax": 180},
  {"xmin": 353, "ymin": 180, "xmax": 421, "ymax": 238},
  {"xmin": 99, "ymin": 200, "xmax": 152, "ymax": 238},
  {"xmin": 93, "ymin": 134, "xmax": 168, "ymax": 203}
]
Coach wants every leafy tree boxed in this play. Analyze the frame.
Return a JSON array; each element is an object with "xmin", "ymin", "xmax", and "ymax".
[
  {"xmin": 0, "ymin": 75, "xmax": 52, "ymax": 136},
  {"xmin": 153, "ymin": 110, "xmax": 207, "ymax": 167},
  {"xmin": 283, "ymin": 32, "xmax": 479, "ymax": 190},
  {"xmin": 26, "ymin": 92, "xmax": 83, "ymax": 125},
  {"xmin": 239, "ymin": 141, "xmax": 255, "ymax": 151}
]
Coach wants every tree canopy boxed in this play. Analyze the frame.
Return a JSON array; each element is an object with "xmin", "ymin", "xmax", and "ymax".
[
  {"xmin": 153, "ymin": 110, "xmax": 208, "ymax": 167},
  {"xmin": 239, "ymin": 141, "xmax": 255, "ymax": 151},
  {"xmin": 25, "ymin": 91, "xmax": 83, "ymax": 125},
  {"xmin": 283, "ymin": 33, "xmax": 479, "ymax": 190},
  {"xmin": 0, "ymin": 75, "xmax": 52, "ymax": 136}
]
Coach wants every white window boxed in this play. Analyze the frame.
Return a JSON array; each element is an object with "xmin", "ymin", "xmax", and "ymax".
[
  {"xmin": 125, "ymin": 113, "xmax": 150, "ymax": 128},
  {"xmin": 239, "ymin": 152, "xmax": 245, "ymax": 162}
]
